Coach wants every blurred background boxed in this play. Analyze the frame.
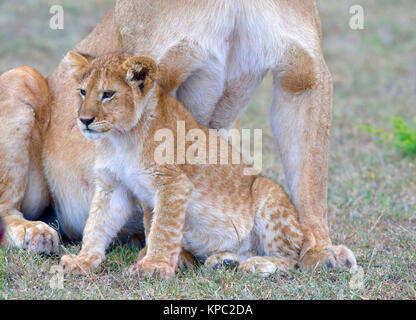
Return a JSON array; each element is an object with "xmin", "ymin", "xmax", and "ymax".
[{"xmin": 0, "ymin": 0, "xmax": 414, "ymax": 299}]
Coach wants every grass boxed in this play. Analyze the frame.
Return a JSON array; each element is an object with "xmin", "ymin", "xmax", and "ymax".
[
  {"xmin": 359, "ymin": 117, "xmax": 416, "ymax": 157},
  {"xmin": 0, "ymin": 0, "xmax": 415, "ymax": 299}
]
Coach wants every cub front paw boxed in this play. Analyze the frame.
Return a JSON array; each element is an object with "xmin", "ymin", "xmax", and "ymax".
[
  {"xmin": 299, "ymin": 245, "xmax": 357, "ymax": 270},
  {"xmin": 129, "ymin": 258, "xmax": 175, "ymax": 279},
  {"xmin": 4, "ymin": 218, "xmax": 60, "ymax": 255},
  {"xmin": 137, "ymin": 246, "xmax": 195, "ymax": 270},
  {"xmin": 60, "ymin": 253, "xmax": 104, "ymax": 274}
]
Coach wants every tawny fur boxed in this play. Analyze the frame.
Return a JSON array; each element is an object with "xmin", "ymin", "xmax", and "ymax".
[
  {"xmin": 0, "ymin": 0, "xmax": 356, "ymax": 270},
  {"xmin": 0, "ymin": 67, "xmax": 58, "ymax": 254},
  {"xmin": 59, "ymin": 53, "xmax": 304, "ymax": 277}
]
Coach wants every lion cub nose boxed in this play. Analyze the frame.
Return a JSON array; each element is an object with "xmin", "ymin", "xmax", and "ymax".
[{"xmin": 80, "ymin": 117, "xmax": 96, "ymax": 127}]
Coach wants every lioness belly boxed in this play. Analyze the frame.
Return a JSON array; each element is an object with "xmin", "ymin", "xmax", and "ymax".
[{"xmin": 42, "ymin": 130, "xmax": 95, "ymax": 239}]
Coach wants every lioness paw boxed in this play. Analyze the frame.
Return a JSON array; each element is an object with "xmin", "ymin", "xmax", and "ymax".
[
  {"xmin": 60, "ymin": 253, "xmax": 104, "ymax": 274},
  {"xmin": 129, "ymin": 258, "xmax": 174, "ymax": 279},
  {"xmin": 5, "ymin": 219, "xmax": 59, "ymax": 255},
  {"xmin": 299, "ymin": 245, "xmax": 357, "ymax": 270}
]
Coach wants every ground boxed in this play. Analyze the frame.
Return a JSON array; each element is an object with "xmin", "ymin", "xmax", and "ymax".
[{"xmin": 0, "ymin": 0, "xmax": 415, "ymax": 299}]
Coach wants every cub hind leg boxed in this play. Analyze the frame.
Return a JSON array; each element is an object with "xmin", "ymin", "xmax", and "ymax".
[
  {"xmin": 239, "ymin": 176, "xmax": 304, "ymax": 277},
  {"xmin": 0, "ymin": 67, "xmax": 59, "ymax": 254}
]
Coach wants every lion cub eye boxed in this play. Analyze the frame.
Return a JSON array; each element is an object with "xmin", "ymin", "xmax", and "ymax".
[
  {"xmin": 79, "ymin": 89, "xmax": 86, "ymax": 98},
  {"xmin": 102, "ymin": 91, "xmax": 115, "ymax": 100}
]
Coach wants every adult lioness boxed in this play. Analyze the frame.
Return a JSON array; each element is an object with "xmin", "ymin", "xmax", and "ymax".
[{"xmin": 0, "ymin": 0, "xmax": 356, "ymax": 269}]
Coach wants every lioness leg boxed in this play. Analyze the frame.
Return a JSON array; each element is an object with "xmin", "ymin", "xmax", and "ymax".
[
  {"xmin": 0, "ymin": 67, "xmax": 59, "ymax": 254},
  {"xmin": 270, "ymin": 45, "xmax": 356, "ymax": 269},
  {"xmin": 208, "ymin": 73, "xmax": 265, "ymax": 131}
]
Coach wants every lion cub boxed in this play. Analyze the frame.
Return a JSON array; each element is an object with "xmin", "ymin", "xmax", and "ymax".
[{"xmin": 60, "ymin": 52, "xmax": 304, "ymax": 278}]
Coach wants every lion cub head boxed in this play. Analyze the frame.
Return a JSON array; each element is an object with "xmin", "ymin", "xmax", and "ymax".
[{"xmin": 65, "ymin": 51, "xmax": 158, "ymax": 140}]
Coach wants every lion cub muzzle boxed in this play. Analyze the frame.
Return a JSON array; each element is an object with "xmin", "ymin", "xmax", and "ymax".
[
  {"xmin": 79, "ymin": 117, "xmax": 95, "ymax": 128},
  {"xmin": 77, "ymin": 117, "xmax": 108, "ymax": 140}
]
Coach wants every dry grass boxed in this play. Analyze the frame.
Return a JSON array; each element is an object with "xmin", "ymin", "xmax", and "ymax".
[{"xmin": 0, "ymin": 0, "xmax": 415, "ymax": 300}]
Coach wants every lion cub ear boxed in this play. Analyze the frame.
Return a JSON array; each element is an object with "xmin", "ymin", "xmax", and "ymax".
[
  {"xmin": 122, "ymin": 56, "xmax": 158, "ymax": 95},
  {"xmin": 64, "ymin": 51, "xmax": 94, "ymax": 80}
]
